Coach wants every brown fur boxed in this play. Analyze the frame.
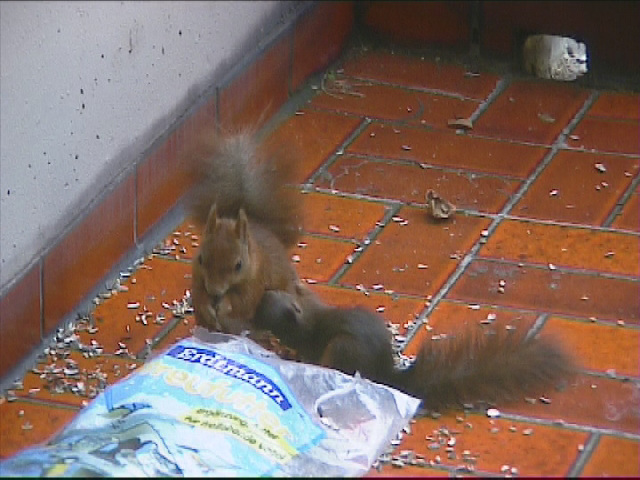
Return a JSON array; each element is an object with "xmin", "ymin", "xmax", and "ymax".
[
  {"xmin": 254, "ymin": 286, "xmax": 577, "ymax": 412},
  {"xmin": 186, "ymin": 132, "xmax": 302, "ymax": 333}
]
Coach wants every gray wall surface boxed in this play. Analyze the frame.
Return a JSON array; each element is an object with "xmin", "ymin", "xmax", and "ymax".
[{"xmin": 1, "ymin": 1, "xmax": 297, "ymax": 290}]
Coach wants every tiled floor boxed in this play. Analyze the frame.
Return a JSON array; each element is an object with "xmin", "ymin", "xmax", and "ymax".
[{"xmin": 1, "ymin": 48, "xmax": 639, "ymax": 476}]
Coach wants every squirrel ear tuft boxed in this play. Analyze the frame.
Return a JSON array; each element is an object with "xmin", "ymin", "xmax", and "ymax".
[
  {"xmin": 236, "ymin": 208, "xmax": 248, "ymax": 241},
  {"xmin": 205, "ymin": 203, "xmax": 218, "ymax": 234}
]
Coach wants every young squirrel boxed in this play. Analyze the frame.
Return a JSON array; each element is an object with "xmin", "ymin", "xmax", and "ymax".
[
  {"xmin": 254, "ymin": 285, "xmax": 576, "ymax": 412},
  {"xmin": 186, "ymin": 132, "xmax": 302, "ymax": 334}
]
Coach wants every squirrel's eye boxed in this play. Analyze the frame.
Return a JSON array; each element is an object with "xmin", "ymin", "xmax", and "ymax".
[{"xmin": 234, "ymin": 260, "xmax": 242, "ymax": 272}]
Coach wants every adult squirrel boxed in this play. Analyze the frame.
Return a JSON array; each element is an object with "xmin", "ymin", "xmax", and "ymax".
[
  {"xmin": 254, "ymin": 285, "xmax": 576, "ymax": 412},
  {"xmin": 185, "ymin": 131, "xmax": 302, "ymax": 334}
]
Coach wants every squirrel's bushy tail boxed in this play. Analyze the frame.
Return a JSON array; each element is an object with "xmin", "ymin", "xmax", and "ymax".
[
  {"xmin": 185, "ymin": 130, "xmax": 302, "ymax": 247},
  {"xmin": 395, "ymin": 328, "xmax": 576, "ymax": 411}
]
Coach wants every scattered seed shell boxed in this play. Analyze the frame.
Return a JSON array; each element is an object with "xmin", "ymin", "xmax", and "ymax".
[
  {"xmin": 447, "ymin": 117, "xmax": 473, "ymax": 130},
  {"xmin": 486, "ymin": 408, "xmax": 501, "ymax": 418}
]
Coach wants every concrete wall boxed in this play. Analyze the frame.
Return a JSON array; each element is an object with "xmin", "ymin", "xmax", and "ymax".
[{"xmin": 0, "ymin": 0, "xmax": 296, "ymax": 289}]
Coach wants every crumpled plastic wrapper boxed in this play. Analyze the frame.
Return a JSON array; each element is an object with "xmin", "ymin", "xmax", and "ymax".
[
  {"xmin": 523, "ymin": 34, "xmax": 588, "ymax": 81},
  {"xmin": 0, "ymin": 327, "xmax": 420, "ymax": 477}
]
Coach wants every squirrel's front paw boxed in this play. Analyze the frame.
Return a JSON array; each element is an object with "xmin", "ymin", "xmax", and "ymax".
[{"xmin": 215, "ymin": 296, "xmax": 233, "ymax": 316}]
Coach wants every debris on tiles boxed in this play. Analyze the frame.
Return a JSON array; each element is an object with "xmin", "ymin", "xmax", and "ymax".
[
  {"xmin": 447, "ymin": 116, "xmax": 474, "ymax": 130},
  {"xmin": 486, "ymin": 408, "xmax": 501, "ymax": 418},
  {"xmin": 537, "ymin": 112, "xmax": 556, "ymax": 123},
  {"xmin": 425, "ymin": 189, "xmax": 456, "ymax": 220},
  {"xmin": 594, "ymin": 162, "xmax": 607, "ymax": 173}
]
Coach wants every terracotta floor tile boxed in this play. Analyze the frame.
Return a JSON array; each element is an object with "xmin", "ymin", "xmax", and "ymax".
[
  {"xmin": 543, "ymin": 316, "xmax": 639, "ymax": 377},
  {"xmin": 377, "ymin": 412, "xmax": 588, "ymax": 476},
  {"xmin": 44, "ymin": 175, "xmax": 136, "ymax": 334},
  {"xmin": 480, "ymin": 219, "xmax": 640, "ymax": 276},
  {"xmin": 0, "ymin": 400, "xmax": 78, "ymax": 459},
  {"xmin": 80, "ymin": 256, "xmax": 192, "ymax": 357},
  {"xmin": 587, "ymin": 92, "xmax": 640, "ymax": 121},
  {"xmin": 360, "ymin": 2, "xmax": 471, "ymax": 51},
  {"xmin": 136, "ymin": 131, "xmax": 191, "ymax": 239},
  {"xmin": 404, "ymin": 301, "xmax": 539, "ymax": 357},
  {"xmin": 511, "ymin": 150, "xmax": 639, "ymax": 226},
  {"xmin": 568, "ymin": 116, "xmax": 640, "ymax": 155},
  {"xmin": 473, "ymin": 80, "xmax": 590, "ymax": 145},
  {"xmin": 611, "ymin": 189, "xmax": 639, "ymax": 232},
  {"xmin": 340, "ymin": 207, "xmax": 491, "ymax": 297},
  {"xmin": 366, "ymin": 463, "xmax": 448, "ymax": 477},
  {"xmin": 0, "ymin": 265, "xmax": 41, "ymax": 379},
  {"xmin": 449, "ymin": 259, "xmax": 640, "ymax": 324},
  {"xmin": 4, "ymin": 42, "xmax": 638, "ymax": 478},
  {"xmin": 291, "ymin": 234, "xmax": 357, "ymax": 283},
  {"xmin": 581, "ymin": 435, "xmax": 640, "ymax": 477},
  {"xmin": 303, "ymin": 284, "xmax": 427, "ymax": 333},
  {"xmin": 501, "ymin": 374, "xmax": 640, "ymax": 435},
  {"xmin": 14, "ymin": 351, "xmax": 143, "ymax": 408},
  {"xmin": 341, "ymin": 50, "xmax": 501, "ymax": 102},
  {"xmin": 301, "ymin": 191, "xmax": 388, "ymax": 241},
  {"xmin": 264, "ymin": 109, "xmax": 362, "ymax": 183},
  {"xmin": 217, "ymin": 32, "xmax": 290, "ymax": 131},
  {"xmin": 316, "ymin": 155, "xmax": 520, "ymax": 214},
  {"xmin": 347, "ymin": 122, "xmax": 548, "ymax": 178},
  {"xmin": 310, "ymin": 81, "xmax": 478, "ymax": 129},
  {"xmin": 153, "ymin": 316, "xmax": 196, "ymax": 353},
  {"xmin": 152, "ymin": 220, "xmax": 203, "ymax": 262},
  {"xmin": 291, "ymin": 2, "xmax": 353, "ymax": 91}
]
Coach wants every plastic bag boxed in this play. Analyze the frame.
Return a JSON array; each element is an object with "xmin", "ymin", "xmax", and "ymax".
[
  {"xmin": 0, "ymin": 327, "xmax": 420, "ymax": 477},
  {"xmin": 522, "ymin": 34, "xmax": 588, "ymax": 81}
]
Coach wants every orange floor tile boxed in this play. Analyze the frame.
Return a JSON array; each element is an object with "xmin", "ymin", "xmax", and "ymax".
[{"xmin": 1, "ymin": 47, "xmax": 639, "ymax": 477}]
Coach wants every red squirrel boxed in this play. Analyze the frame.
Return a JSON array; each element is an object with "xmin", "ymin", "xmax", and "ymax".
[
  {"xmin": 254, "ymin": 284, "xmax": 576, "ymax": 412},
  {"xmin": 185, "ymin": 132, "xmax": 302, "ymax": 334}
]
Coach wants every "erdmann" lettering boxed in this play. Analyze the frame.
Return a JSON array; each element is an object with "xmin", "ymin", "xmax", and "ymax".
[{"xmin": 167, "ymin": 345, "xmax": 292, "ymax": 411}]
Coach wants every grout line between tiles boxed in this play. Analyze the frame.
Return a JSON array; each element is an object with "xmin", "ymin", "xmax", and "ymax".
[
  {"xmin": 583, "ymin": 369, "xmax": 640, "ymax": 383},
  {"xmin": 468, "ymin": 76, "xmax": 511, "ymax": 123},
  {"xmin": 310, "ymin": 186, "xmax": 523, "ymax": 224},
  {"xmin": 400, "ymin": 89, "xmax": 605, "ymax": 349},
  {"xmin": 336, "ymin": 151, "xmax": 530, "ymax": 182},
  {"xmin": 474, "ymin": 256, "xmax": 639, "ymax": 282},
  {"xmin": 561, "ymin": 146, "xmax": 640, "ymax": 159},
  {"xmin": 142, "ymin": 316, "xmax": 184, "ymax": 359},
  {"xmin": 311, "ymin": 185, "xmax": 418, "ymax": 207},
  {"xmin": 602, "ymin": 171, "xmax": 640, "ymax": 228},
  {"xmin": 503, "ymin": 214, "xmax": 640, "ymax": 237},
  {"xmin": 4, "ymin": 395, "xmax": 83, "ymax": 412},
  {"xmin": 303, "ymin": 117, "xmax": 372, "ymax": 187},
  {"xmin": 567, "ymin": 432, "xmax": 601, "ymax": 477},
  {"xmin": 328, "ymin": 203, "xmax": 403, "ymax": 285},
  {"xmin": 493, "ymin": 90, "xmax": 600, "ymax": 219},
  {"xmin": 402, "ymin": 233, "xmax": 481, "ymax": 346},
  {"xmin": 525, "ymin": 313, "xmax": 550, "ymax": 340},
  {"xmin": 341, "ymin": 72, "xmax": 499, "ymax": 105},
  {"xmin": 0, "ymin": 206, "xmax": 189, "ymax": 392},
  {"xmin": 497, "ymin": 412, "xmax": 640, "ymax": 441}
]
